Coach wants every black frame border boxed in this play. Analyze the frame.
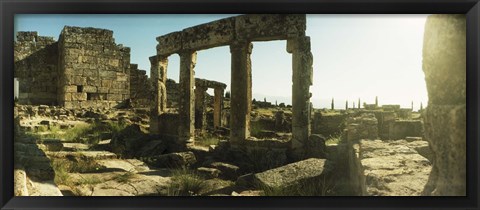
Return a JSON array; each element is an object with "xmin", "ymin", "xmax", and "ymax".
[{"xmin": 1, "ymin": 0, "xmax": 479, "ymax": 209}]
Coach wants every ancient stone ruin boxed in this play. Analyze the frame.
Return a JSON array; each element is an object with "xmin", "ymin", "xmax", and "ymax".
[
  {"xmin": 150, "ymin": 14, "xmax": 313, "ymax": 159},
  {"xmin": 13, "ymin": 14, "xmax": 465, "ymax": 197}
]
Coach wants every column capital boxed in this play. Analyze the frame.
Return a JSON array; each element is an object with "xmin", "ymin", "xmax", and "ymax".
[
  {"xmin": 230, "ymin": 41, "xmax": 253, "ymax": 54},
  {"xmin": 287, "ymin": 36, "xmax": 311, "ymax": 53},
  {"xmin": 149, "ymin": 55, "xmax": 169, "ymax": 65}
]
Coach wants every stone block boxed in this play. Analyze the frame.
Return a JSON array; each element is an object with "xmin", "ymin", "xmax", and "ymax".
[
  {"xmin": 101, "ymin": 80, "xmax": 113, "ymax": 88},
  {"xmin": 83, "ymin": 85, "xmax": 97, "ymax": 93},
  {"xmin": 147, "ymin": 152, "xmax": 197, "ymax": 168},
  {"xmin": 196, "ymin": 167, "xmax": 220, "ymax": 179},
  {"xmin": 253, "ymin": 158, "xmax": 329, "ymax": 189},
  {"xmin": 422, "ymin": 104, "xmax": 465, "ymax": 196},
  {"xmin": 156, "ymin": 31, "xmax": 183, "ymax": 56},
  {"xmin": 235, "ymin": 14, "xmax": 305, "ymax": 41},
  {"xmin": 107, "ymin": 94, "xmax": 122, "ymax": 101},
  {"xmin": 83, "ymin": 69, "xmax": 98, "ymax": 77},
  {"xmin": 423, "ymin": 14, "xmax": 466, "ymax": 105},
  {"xmin": 182, "ymin": 17, "xmax": 235, "ymax": 50},
  {"xmin": 97, "ymin": 87, "xmax": 110, "ymax": 93},
  {"xmin": 116, "ymin": 74, "xmax": 128, "ymax": 82},
  {"xmin": 64, "ymin": 85, "xmax": 78, "ymax": 93},
  {"xmin": 71, "ymin": 93, "xmax": 87, "ymax": 101}
]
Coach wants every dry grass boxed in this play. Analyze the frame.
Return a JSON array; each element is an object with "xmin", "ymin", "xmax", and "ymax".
[{"xmin": 167, "ymin": 168, "xmax": 208, "ymax": 196}]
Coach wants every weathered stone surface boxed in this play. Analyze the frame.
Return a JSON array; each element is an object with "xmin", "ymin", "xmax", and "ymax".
[
  {"xmin": 407, "ymin": 140, "xmax": 433, "ymax": 162},
  {"xmin": 389, "ymin": 120, "xmax": 423, "ymax": 140},
  {"xmin": 182, "ymin": 17, "xmax": 235, "ymax": 50},
  {"xmin": 312, "ymin": 112, "xmax": 347, "ymax": 137},
  {"xmin": 236, "ymin": 14, "xmax": 305, "ymax": 41},
  {"xmin": 15, "ymin": 31, "xmax": 58, "ymax": 105},
  {"xmin": 14, "ymin": 169, "xmax": 29, "ymax": 196},
  {"xmin": 230, "ymin": 42, "xmax": 253, "ymax": 144},
  {"xmin": 27, "ymin": 180, "xmax": 62, "ymax": 196},
  {"xmin": 15, "ymin": 26, "xmax": 131, "ymax": 109},
  {"xmin": 135, "ymin": 140, "xmax": 168, "ymax": 157},
  {"xmin": 422, "ymin": 14, "xmax": 466, "ymax": 196},
  {"xmin": 209, "ymin": 162, "xmax": 240, "ymax": 180},
  {"xmin": 197, "ymin": 167, "xmax": 221, "ymax": 179},
  {"xmin": 62, "ymin": 143, "xmax": 89, "ymax": 151},
  {"xmin": 130, "ymin": 64, "xmax": 155, "ymax": 108},
  {"xmin": 75, "ymin": 173, "xmax": 171, "ymax": 196},
  {"xmin": 346, "ymin": 114, "xmax": 378, "ymax": 141},
  {"xmin": 96, "ymin": 159, "xmax": 150, "ymax": 173},
  {"xmin": 358, "ymin": 140, "xmax": 431, "ymax": 196},
  {"xmin": 46, "ymin": 151, "xmax": 117, "ymax": 160},
  {"xmin": 288, "ymin": 36, "xmax": 313, "ymax": 159},
  {"xmin": 304, "ymin": 134, "xmax": 327, "ymax": 158},
  {"xmin": 156, "ymin": 31, "xmax": 183, "ymax": 56},
  {"xmin": 147, "ymin": 152, "xmax": 197, "ymax": 168},
  {"xmin": 422, "ymin": 105, "xmax": 465, "ymax": 195},
  {"xmin": 253, "ymin": 158, "xmax": 328, "ymax": 189},
  {"xmin": 423, "ymin": 15, "xmax": 466, "ymax": 105},
  {"xmin": 178, "ymin": 51, "xmax": 197, "ymax": 145}
]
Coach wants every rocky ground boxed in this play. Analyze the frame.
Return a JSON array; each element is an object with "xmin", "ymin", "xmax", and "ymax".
[
  {"xmin": 14, "ymin": 104, "xmax": 433, "ymax": 196},
  {"xmin": 357, "ymin": 139, "xmax": 432, "ymax": 196}
]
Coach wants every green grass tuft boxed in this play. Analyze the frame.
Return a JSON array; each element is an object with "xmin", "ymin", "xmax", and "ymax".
[{"xmin": 167, "ymin": 168, "xmax": 208, "ymax": 196}]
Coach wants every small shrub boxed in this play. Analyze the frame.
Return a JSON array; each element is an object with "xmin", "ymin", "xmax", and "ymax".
[
  {"xmin": 195, "ymin": 134, "xmax": 220, "ymax": 147},
  {"xmin": 70, "ymin": 158, "xmax": 103, "ymax": 173},
  {"xmin": 167, "ymin": 168, "xmax": 207, "ymax": 196},
  {"xmin": 52, "ymin": 159, "xmax": 72, "ymax": 186}
]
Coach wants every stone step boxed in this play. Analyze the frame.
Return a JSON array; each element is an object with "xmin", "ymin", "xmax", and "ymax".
[
  {"xmin": 46, "ymin": 151, "xmax": 117, "ymax": 160},
  {"xmin": 61, "ymin": 143, "xmax": 90, "ymax": 151},
  {"xmin": 96, "ymin": 159, "xmax": 150, "ymax": 173}
]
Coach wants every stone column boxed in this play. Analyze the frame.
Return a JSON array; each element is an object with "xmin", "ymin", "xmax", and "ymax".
[
  {"xmin": 213, "ymin": 87, "xmax": 224, "ymax": 128},
  {"xmin": 230, "ymin": 41, "xmax": 253, "ymax": 144},
  {"xmin": 287, "ymin": 36, "xmax": 313, "ymax": 158},
  {"xmin": 194, "ymin": 85, "xmax": 208, "ymax": 133},
  {"xmin": 421, "ymin": 14, "xmax": 466, "ymax": 196},
  {"xmin": 149, "ymin": 55, "xmax": 168, "ymax": 134},
  {"xmin": 178, "ymin": 51, "xmax": 197, "ymax": 146}
]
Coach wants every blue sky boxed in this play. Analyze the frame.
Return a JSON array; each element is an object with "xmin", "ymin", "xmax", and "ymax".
[{"xmin": 15, "ymin": 14, "xmax": 429, "ymax": 110}]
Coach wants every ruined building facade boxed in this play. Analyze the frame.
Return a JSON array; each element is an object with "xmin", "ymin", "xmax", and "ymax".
[{"xmin": 15, "ymin": 26, "xmax": 151, "ymax": 109}]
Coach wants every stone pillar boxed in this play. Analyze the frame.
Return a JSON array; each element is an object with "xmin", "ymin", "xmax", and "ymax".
[
  {"xmin": 421, "ymin": 14, "xmax": 466, "ymax": 196},
  {"xmin": 194, "ymin": 85, "xmax": 208, "ymax": 132},
  {"xmin": 287, "ymin": 36, "xmax": 313, "ymax": 158},
  {"xmin": 149, "ymin": 55, "xmax": 168, "ymax": 134},
  {"xmin": 230, "ymin": 41, "xmax": 253, "ymax": 144},
  {"xmin": 213, "ymin": 87, "xmax": 224, "ymax": 128},
  {"xmin": 178, "ymin": 51, "xmax": 197, "ymax": 146}
]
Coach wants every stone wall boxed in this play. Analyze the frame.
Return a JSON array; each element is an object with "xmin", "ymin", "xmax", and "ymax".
[
  {"xmin": 389, "ymin": 120, "xmax": 423, "ymax": 140},
  {"xmin": 14, "ymin": 32, "xmax": 58, "ymax": 105},
  {"xmin": 421, "ymin": 14, "xmax": 466, "ymax": 196},
  {"xmin": 129, "ymin": 64, "xmax": 154, "ymax": 108},
  {"xmin": 57, "ymin": 26, "xmax": 131, "ymax": 109},
  {"xmin": 166, "ymin": 79, "xmax": 180, "ymax": 108},
  {"xmin": 312, "ymin": 112, "xmax": 347, "ymax": 137}
]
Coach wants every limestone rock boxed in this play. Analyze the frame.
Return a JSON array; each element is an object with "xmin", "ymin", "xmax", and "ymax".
[
  {"xmin": 146, "ymin": 152, "xmax": 197, "ymax": 168},
  {"xmin": 14, "ymin": 169, "xmax": 29, "ymax": 196},
  {"xmin": 196, "ymin": 167, "xmax": 220, "ymax": 179},
  {"xmin": 253, "ymin": 158, "xmax": 329, "ymax": 189},
  {"xmin": 422, "ymin": 14, "xmax": 466, "ymax": 196},
  {"xmin": 358, "ymin": 140, "xmax": 431, "ymax": 196},
  {"xmin": 209, "ymin": 162, "xmax": 240, "ymax": 180},
  {"xmin": 27, "ymin": 180, "xmax": 62, "ymax": 196}
]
